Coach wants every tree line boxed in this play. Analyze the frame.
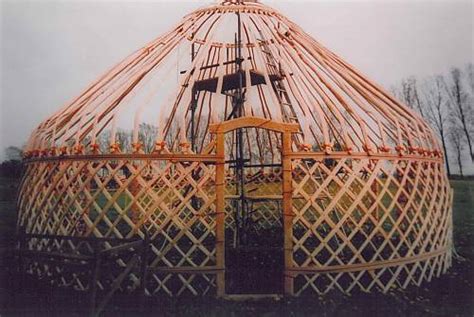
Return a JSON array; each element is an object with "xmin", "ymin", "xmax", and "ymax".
[
  {"xmin": 391, "ymin": 63, "xmax": 473, "ymax": 178},
  {"xmin": 0, "ymin": 146, "xmax": 23, "ymax": 178}
]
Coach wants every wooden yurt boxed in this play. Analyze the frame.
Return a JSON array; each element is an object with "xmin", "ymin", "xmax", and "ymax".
[{"xmin": 18, "ymin": 0, "xmax": 453, "ymax": 298}]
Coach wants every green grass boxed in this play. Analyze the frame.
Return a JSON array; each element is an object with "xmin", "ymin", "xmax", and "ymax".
[{"xmin": 452, "ymin": 180, "xmax": 474, "ymax": 258}]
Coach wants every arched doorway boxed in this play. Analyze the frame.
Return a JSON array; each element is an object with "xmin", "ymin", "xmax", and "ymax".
[{"xmin": 210, "ymin": 117, "xmax": 299, "ymax": 296}]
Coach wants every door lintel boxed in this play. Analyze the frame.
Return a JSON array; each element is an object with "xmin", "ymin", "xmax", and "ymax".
[{"xmin": 209, "ymin": 116, "xmax": 300, "ymax": 134}]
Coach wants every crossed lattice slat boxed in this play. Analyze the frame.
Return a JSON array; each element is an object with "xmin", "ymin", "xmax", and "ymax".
[
  {"xmin": 223, "ymin": 167, "xmax": 283, "ymax": 240},
  {"xmin": 19, "ymin": 158, "xmax": 219, "ymax": 297},
  {"xmin": 18, "ymin": 148, "xmax": 452, "ymax": 298},
  {"xmin": 290, "ymin": 157, "xmax": 452, "ymax": 295}
]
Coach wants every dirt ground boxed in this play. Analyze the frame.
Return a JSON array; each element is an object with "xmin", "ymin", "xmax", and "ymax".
[{"xmin": 0, "ymin": 177, "xmax": 472, "ymax": 316}]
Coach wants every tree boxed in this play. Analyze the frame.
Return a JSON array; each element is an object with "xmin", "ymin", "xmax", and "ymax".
[
  {"xmin": 423, "ymin": 76, "xmax": 451, "ymax": 177},
  {"xmin": 393, "ymin": 76, "xmax": 425, "ymax": 118},
  {"xmin": 1, "ymin": 146, "xmax": 23, "ymax": 178},
  {"xmin": 449, "ymin": 126, "xmax": 465, "ymax": 178},
  {"xmin": 466, "ymin": 63, "xmax": 474, "ymax": 94},
  {"xmin": 96, "ymin": 130, "xmax": 109, "ymax": 154},
  {"xmin": 138, "ymin": 123, "xmax": 158, "ymax": 153},
  {"xmin": 5, "ymin": 146, "xmax": 23, "ymax": 161},
  {"xmin": 444, "ymin": 67, "xmax": 474, "ymax": 161},
  {"xmin": 116, "ymin": 129, "xmax": 132, "ymax": 153}
]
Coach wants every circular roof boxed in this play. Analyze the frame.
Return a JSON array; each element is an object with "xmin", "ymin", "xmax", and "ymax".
[{"xmin": 26, "ymin": 0, "xmax": 440, "ymax": 158}]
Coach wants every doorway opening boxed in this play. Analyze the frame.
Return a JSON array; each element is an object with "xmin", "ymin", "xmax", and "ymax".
[{"xmin": 223, "ymin": 127, "xmax": 284, "ymax": 295}]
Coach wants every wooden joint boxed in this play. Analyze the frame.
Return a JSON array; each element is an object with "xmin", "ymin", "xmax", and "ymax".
[
  {"xmin": 49, "ymin": 147, "xmax": 58, "ymax": 156},
  {"xmin": 298, "ymin": 144, "xmax": 311, "ymax": 152},
  {"xmin": 153, "ymin": 141, "xmax": 167, "ymax": 153},
  {"xmin": 322, "ymin": 143, "xmax": 333, "ymax": 154},
  {"xmin": 73, "ymin": 144, "xmax": 84, "ymax": 155},
  {"xmin": 362, "ymin": 144, "xmax": 373, "ymax": 154},
  {"xmin": 132, "ymin": 142, "xmax": 144, "ymax": 154},
  {"xmin": 395, "ymin": 145, "xmax": 405, "ymax": 156},
  {"xmin": 60, "ymin": 146, "xmax": 69, "ymax": 156},
  {"xmin": 180, "ymin": 142, "xmax": 192, "ymax": 153},
  {"xmin": 110, "ymin": 143, "xmax": 121, "ymax": 154},
  {"xmin": 90, "ymin": 143, "xmax": 100, "ymax": 154},
  {"xmin": 408, "ymin": 146, "xmax": 419, "ymax": 155}
]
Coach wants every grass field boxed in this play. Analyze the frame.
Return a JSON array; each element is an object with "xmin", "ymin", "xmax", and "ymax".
[{"xmin": 0, "ymin": 177, "xmax": 472, "ymax": 316}]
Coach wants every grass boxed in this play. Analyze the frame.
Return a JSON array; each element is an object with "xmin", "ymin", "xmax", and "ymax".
[
  {"xmin": 0, "ymin": 177, "xmax": 472, "ymax": 316},
  {"xmin": 451, "ymin": 180, "xmax": 474, "ymax": 258}
]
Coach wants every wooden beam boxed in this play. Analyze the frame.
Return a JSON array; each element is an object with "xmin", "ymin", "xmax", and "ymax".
[
  {"xmin": 209, "ymin": 116, "xmax": 300, "ymax": 134},
  {"xmin": 287, "ymin": 247, "xmax": 448, "ymax": 274},
  {"xmin": 282, "ymin": 131, "xmax": 294, "ymax": 296},
  {"xmin": 288, "ymin": 151, "xmax": 443, "ymax": 163},
  {"xmin": 215, "ymin": 132, "xmax": 226, "ymax": 297},
  {"xmin": 24, "ymin": 153, "xmax": 220, "ymax": 164}
]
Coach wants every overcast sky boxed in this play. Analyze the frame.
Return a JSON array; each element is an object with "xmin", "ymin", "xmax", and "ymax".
[{"xmin": 1, "ymin": 0, "xmax": 473, "ymax": 171}]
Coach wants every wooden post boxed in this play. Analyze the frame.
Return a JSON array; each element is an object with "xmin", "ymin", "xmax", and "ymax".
[
  {"xmin": 89, "ymin": 240, "xmax": 101, "ymax": 315},
  {"xmin": 282, "ymin": 131, "xmax": 294, "ymax": 296},
  {"xmin": 215, "ymin": 132, "xmax": 226, "ymax": 297}
]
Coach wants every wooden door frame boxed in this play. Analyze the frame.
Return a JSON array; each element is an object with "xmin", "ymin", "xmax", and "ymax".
[{"xmin": 210, "ymin": 116, "xmax": 299, "ymax": 297}]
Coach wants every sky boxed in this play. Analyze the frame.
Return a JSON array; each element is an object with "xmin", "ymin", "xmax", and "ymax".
[{"xmin": 0, "ymin": 0, "xmax": 473, "ymax": 171}]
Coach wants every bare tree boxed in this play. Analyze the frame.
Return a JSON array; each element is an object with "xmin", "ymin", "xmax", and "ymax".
[
  {"xmin": 393, "ymin": 76, "xmax": 425, "ymax": 118},
  {"xmin": 138, "ymin": 123, "xmax": 158, "ymax": 153},
  {"xmin": 444, "ymin": 67, "xmax": 474, "ymax": 161},
  {"xmin": 116, "ymin": 129, "xmax": 132, "ymax": 153},
  {"xmin": 449, "ymin": 126, "xmax": 465, "ymax": 178},
  {"xmin": 96, "ymin": 129, "xmax": 132, "ymax": 153},
  {"xmin": 97, "ymin": 130, "xmax": 111, "ymax": 153},
  {"xmin": 423, "ymin": 76, "xmax": 451, "ymax": 177},
  {"xmin": 466, "ymin": 63, "xmax": 474, "ymax": 94}
]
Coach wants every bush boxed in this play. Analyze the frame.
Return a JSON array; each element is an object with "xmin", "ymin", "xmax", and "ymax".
[{"xmin": 0, "ymin": 160, "xmax": 23, "ymax": 178}]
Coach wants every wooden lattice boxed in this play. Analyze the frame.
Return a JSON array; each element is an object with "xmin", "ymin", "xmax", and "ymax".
[
  {"xmin": 18, "ymin": 117, "xmax": 453, "ymax": 297},
  {"xmin": 289, "ymin": 155, "xmax": 452, "ymax": 294},
  {"xmin": 18, "ymin": 156, "xmax": 220, "ymax": 296},
  {"xmin": 17, "ymin": 0, "xmax": 453, "ymax": 299}
]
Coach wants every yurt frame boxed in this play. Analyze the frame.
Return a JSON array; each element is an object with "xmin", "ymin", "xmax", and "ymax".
[{"xmin": 17, "ymin": 0, "xmax": 453, "ymax": 299}]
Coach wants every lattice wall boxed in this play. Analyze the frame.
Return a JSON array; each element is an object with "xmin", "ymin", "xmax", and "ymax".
[
  {"xmin": 17, "ymin": 119, "xmax": 453, "ymax": 298},
  {"xmin": 289, "ymin": 156, "xmax": 453, "ymax": 294},
  {"xmin": 18, "ymin": 157, "xmax": 219, "ymax": 296}
]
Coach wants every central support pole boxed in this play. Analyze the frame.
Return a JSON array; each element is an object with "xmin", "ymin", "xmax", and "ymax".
[
  {"xmin": 233, "ymin": 9, "xmax": 248, "ymax": 247},
  {"xmin": 190, "ymin": 87, "xmax": 198, "ymax": 153}
]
